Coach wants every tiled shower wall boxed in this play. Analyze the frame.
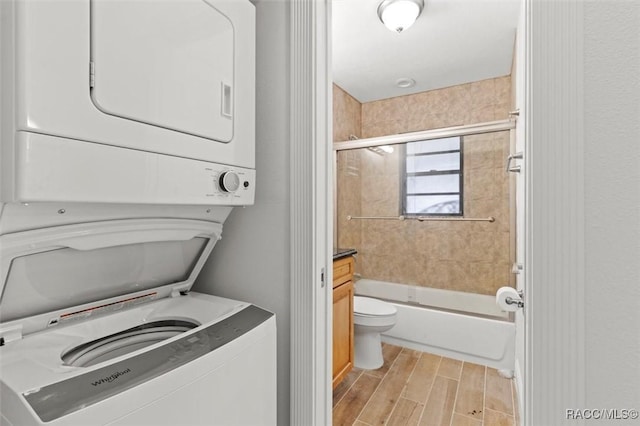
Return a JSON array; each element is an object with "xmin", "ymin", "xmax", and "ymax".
[
  {"xmin": 334, "ymin": 77, "xmax": 514, "ymax": 296},
  {"xmin": 334, "ymin": 85, "xmax": 363, "ymax": 252}
]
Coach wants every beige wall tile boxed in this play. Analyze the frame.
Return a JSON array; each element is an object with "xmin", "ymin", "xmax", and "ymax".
[
  {"xmin": 336, "ymin": 76, "xmax": 514, "ymax": 297},
  {"xmin": 333, "ymin": 84, "xmax": 361, "ymax": 142},
  {"xmin": 495, "ymin": 76, "xmax": 512, "ymax": 107}
]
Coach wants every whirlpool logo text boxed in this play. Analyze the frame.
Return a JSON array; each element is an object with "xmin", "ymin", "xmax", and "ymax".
[{"xmin": 91, "ymin": 368, "xmax": 132, "ymax": 387}]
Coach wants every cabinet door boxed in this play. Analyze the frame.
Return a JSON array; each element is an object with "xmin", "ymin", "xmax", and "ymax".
[
  {"xmin": 333, "ymin": 256, "xmax": 354, "ymax": 288},
  {"xmin": 333, "ymin": 280, "xmax": 354, "ymax": 388},
  {"xmin": 91, "ymin": 0, "xmax": 234, "ymax": 142}
]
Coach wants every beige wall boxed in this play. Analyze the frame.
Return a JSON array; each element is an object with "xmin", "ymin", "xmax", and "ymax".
[
  {"xmin": 334, "ymin": 77, "xmax": 514, "ymax": 296},
  {"xmin": 361, "ymin": 77, "xmax": 511, "ymax": 138},
  {"xmin": 334, "ymin": 84, "xmax": 363, "ymax": 251},
  {"xmin": 333, "ymin": 84, "xmax": 362, "ymax": 142}
]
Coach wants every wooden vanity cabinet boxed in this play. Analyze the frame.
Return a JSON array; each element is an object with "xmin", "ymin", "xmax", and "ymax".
[{"xmin": 332, "ymin": 256, "xmax": 354, "ymax": 389}]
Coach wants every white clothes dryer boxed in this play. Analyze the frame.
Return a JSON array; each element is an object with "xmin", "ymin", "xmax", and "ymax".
[
  {"xmin": 0, "ymin": 218, "xmax": 276, "ymax": 425},
  {"xmin": 1, "ymin": 0, "xmax": 255, "ymax": 206}
]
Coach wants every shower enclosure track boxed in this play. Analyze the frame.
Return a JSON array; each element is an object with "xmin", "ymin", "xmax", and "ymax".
[{"xmin": 333, "ymin": 118, "xmax": 516, "ymax": 151}]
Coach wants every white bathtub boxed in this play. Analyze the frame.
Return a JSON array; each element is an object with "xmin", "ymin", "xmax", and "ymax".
[{"xmin": 355, "ymin": 279, "xmax": 516, "ymax": 371}]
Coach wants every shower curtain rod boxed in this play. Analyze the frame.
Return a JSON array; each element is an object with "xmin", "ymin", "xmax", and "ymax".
[{"xmin": 346, "ymin": 215, "xmax": 495, "ymax": 223}]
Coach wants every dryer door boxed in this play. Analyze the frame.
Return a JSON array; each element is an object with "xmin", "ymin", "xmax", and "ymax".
[{"xmin": 90, "ymin": 0, "xmax": 234, "ymax": 142}]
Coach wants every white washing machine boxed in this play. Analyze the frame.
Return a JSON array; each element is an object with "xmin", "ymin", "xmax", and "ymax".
[
  {"xmin": 0, "ymin": 218, "xmax": 276, "ymax": 425},
  {"xmin": 1, "ymin": 0, "xmax": 255, "ymax": 206}
]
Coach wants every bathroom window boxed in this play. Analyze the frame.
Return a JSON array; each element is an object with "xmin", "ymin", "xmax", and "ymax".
[{"xmin": 401, "ymin": 136, "xmax": 463, "ymax": 216}]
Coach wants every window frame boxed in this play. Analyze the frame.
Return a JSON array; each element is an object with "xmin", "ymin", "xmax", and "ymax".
[{"xmin": 400, "ymin": 136, "xmax": 464, "ymax": 217}]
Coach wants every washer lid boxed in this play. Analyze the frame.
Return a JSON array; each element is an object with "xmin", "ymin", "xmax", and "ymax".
[
  {"xmin": 354, "ymin": 296, "xmax": 397, "ymax": 316},
  {"xmin": 0, "ymin": 219, "xmax": 221, "ymax": 328}
]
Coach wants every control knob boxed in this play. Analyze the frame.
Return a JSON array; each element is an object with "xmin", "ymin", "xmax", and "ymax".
[{"xmin": 219, "ymin": 171, "xmax": 240, "ymax": 193}]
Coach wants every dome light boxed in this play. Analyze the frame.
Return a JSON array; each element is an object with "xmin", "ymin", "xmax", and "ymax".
[{"xmin": 377, "ymin": 0, "xmax": 424, "ymax": 33}]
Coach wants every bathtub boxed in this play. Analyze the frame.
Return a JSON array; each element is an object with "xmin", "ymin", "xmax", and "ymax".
[{"xmin": 355, "ymin": 279, "xmax": 516, "ymax": 371}]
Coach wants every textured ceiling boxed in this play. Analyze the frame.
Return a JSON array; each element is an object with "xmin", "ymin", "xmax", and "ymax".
[{"xmin": 332, "ymin": 0, "xmax": 521, "ymax": 103}]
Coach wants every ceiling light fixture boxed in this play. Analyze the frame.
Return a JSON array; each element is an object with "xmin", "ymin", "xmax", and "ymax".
[{"xmin": 377, "ymin": 0, "xmax": 424, "ymax": 34}]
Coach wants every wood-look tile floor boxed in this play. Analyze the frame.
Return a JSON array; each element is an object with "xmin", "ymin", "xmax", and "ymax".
[{"xmin": 333, "ymin": 344, "xmax": 520, "ymax": 426}]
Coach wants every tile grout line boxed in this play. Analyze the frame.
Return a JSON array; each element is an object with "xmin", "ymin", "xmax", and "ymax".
[
  {"xmin": 401, "ymin": 349, "xmax": 422, "ymax": 401},
  {"xmin": 414, "ymin": 355, "xmax": 443, "ymax": 426},
  {"xmin": 448, "ymin": 361, "xmax": 464, "ymax": 426},
  {"xmin": 484, "ymin": 407, "xmax": 517, "ymax": 419},
  {"xmin": 481, "ymin": 365, "xmax": 487, "ymax": 425},
  {"xmin": 386, "ymin": 348, "xmax": 422, "ymax": 424},
  {"xmin": 333, "ymin": 371, "xmax": 362, "ymax": 409},
  {"xmin": 385, "ymin": 350, "xmax": 423, "ymax": 424},
  {"xmin": 354, "ymin": 349, "xmax": 403, "ymax": 425}
]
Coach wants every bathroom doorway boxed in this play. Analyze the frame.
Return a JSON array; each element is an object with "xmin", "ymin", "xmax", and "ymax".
[{"xmin": 330, "ymin": 0, "xmax": 526, "ymax": 423}]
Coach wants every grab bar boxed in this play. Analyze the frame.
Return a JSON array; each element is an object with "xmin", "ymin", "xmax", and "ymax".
[{"xmin": 346, "ymin": 215, "xmax": 495, "ymax": 223}]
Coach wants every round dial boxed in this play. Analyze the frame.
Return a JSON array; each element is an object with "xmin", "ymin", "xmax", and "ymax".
[{"xmin": 219, "ymin": 171, "xmax": 240, "ymax": 193}]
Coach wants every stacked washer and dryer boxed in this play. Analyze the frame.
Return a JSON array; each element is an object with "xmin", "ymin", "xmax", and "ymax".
[{"xmin": 0, "ymin": 1, "xmax": 275, "ymax": 425}]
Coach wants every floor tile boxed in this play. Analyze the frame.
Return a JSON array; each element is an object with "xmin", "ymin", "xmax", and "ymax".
[
  {"xmin": 358, "ymin": 350, "xmax": 420, "ymax": 424},
  {"xmin": 451, "ymin": 413, "xmax": 482, "ymax": 426},
  {"xmin": 484, "ymin": 408, "xmax": 515, "ymax": 426},
  {"xmin": 332, "ymin": 344, "xmax": 522, "ymax": 426},
  {"xmin": 437, "ymin": 357, "xmax": 462, "ymax": 380},
  {"xmin": 333, "ymin": 373, "xmax": 382, "ymax": 426},
  {"xmin": 485, "ymin": 367, "xmax": 513, "ymax": 415},
  {"xmin": 402, "ymin": 352, "xmax": 441, "ymax": 403},
  {"xmin": 334, "ymin": 368, "xmax": 364, "ymax": 407},
  {"xmin": 386, "ymin": 397, "xmax": 424, "ymax": 426},
  {"xmin": 453, "ymin": 362, "xmax": 486, "ymax": 421},
  {"xmin": 419, "ymin": 376, "xmax": 458, "ymax": 426}
]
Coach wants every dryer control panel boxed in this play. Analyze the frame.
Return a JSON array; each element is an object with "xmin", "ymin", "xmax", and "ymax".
[
  {"xmin": 204, "ymin": 166, "xmax": 254, "ymax": 204},
  {"xmin": 14, "ymin": 132, "xmax": 256, "ymax": 206}
]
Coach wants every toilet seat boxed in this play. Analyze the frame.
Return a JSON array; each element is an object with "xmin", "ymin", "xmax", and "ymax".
[{"xmin": 354, "ymin": 296, "xmax": 397, "ymax": 317}]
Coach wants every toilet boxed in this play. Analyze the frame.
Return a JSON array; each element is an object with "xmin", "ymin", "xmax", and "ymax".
[{"xmin": 353, "ymin": 296, "xmax": 398, "ymax": 370}]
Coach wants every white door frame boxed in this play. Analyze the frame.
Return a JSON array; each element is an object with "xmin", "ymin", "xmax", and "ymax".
[
  {"xmin": 524, "ymin": 0, "xmax": 586, "ymax": 424},
  {"xmin": 290, "ymin": 0, "xmax": 587, "ymax": 424},
  {"xmin": 289, "ymin": 0, "xmax": 333, "ymax": 424}
]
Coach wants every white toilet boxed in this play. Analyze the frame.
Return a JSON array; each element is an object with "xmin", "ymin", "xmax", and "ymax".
[{"xmin": 353, "ymin": 296, "xmax": 398, "ymax": 370}]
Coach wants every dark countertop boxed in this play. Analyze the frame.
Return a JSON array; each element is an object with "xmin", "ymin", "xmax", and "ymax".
[{"xmin": 333, "ymin": 248, "xmax": 357, "ymax": 261}]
